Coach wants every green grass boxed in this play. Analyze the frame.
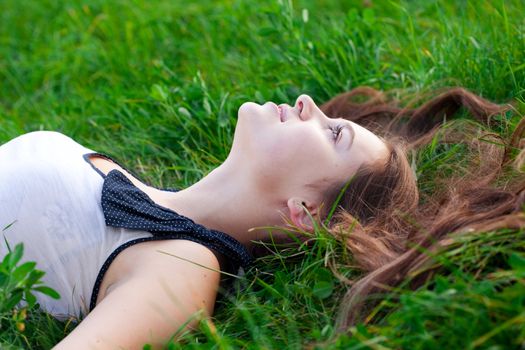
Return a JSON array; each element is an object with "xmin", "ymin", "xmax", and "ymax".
[{"xmin": 1, "ymin": 0, "xmax": 524, "ymax": 348}]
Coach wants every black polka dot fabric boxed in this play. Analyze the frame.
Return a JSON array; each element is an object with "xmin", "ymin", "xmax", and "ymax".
[{"xmin": 89, "ymin": 168, "xmax": 253, "ymax": 311}]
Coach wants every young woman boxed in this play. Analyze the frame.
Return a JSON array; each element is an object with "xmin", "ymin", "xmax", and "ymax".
[{"xmin": 0, "ymin": 88, "xmax": 523, "ymax": 348}]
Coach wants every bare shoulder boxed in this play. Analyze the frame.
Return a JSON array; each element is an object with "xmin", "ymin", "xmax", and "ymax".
[
  {"xmin": 97, "ymin": 239, "xmax": 221, "ymax": 305},
  {"xmin": 131, "ymin": 239, "xmax": 221, "ymax": 276},
  {"xmin": 55, "ymin": 240, "xmax": 221, "ymax": 349},
  {"xmin": 111, "ymin": 239, "xmax": 220, "ymax": 285}
]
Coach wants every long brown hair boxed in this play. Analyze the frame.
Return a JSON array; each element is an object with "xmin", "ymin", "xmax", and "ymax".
[{"xmin": 320, "ymin": 87, "xmax": 525, "ymax": 330}]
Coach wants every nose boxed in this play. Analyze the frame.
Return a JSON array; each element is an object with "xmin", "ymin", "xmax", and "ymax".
[{"xmin": 295, "ymin": 94, "xmax": 325, "ymax": 122}]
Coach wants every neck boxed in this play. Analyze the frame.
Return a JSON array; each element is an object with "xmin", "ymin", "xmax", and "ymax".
[{"xmin": 160, "ymin": 158, "xmax": 284, "ymax": 247}]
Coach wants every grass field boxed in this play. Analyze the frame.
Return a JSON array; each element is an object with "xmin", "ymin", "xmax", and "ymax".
[{"xmin": 1, "ymin": 0, "xmax": 524, "ymax": 348}]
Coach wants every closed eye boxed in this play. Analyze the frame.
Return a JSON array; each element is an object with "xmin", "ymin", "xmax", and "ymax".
[{"xmin": 329, "ymin": 124, "xmax": 344, "ymax": 143}]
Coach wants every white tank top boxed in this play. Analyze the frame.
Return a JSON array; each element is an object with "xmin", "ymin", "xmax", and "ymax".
[{"xmin": 0, "ymin": 131, "xmax": 152, "ymax": 319}]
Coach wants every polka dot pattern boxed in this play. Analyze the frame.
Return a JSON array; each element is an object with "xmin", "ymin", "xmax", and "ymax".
[{"xmin": 89, "ymin": 168, "xmax": 253, "ymax": 311}]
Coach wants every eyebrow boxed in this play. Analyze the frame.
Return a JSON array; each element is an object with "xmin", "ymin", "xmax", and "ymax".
[{"xmin": 343, "ymin": 122, "xmax": 355, "ymax": 150}]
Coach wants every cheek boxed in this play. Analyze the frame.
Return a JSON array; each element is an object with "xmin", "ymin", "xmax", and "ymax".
[
  {"xmin": 255, "ymin": 128, "xmax": 335, "ymax": 183},
  {"xmin": 257, "ymin": 126, "xmax": 320, "ymax": 164},
  {"xmin": 242, "ymin": 127, "xmax": 343, "ymax": 200},
  {"xmin": 257, "ymin": 136, "xmax": 284, "ymax": 161}
]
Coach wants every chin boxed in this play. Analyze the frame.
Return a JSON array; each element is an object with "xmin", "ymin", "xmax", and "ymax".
[{"xmin": 237, "ymin": 102, "xmax": 260, "ymax": 120}]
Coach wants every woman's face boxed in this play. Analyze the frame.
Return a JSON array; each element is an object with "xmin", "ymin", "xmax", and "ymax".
[{"xmin": 231, "ymin": 94, "xmax": 388, "ymax": 206}]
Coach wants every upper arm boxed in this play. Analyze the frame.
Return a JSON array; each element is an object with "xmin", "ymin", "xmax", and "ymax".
[{"xmin": 54, "ymin": 241, "xmax": 221, "ymax": 349}]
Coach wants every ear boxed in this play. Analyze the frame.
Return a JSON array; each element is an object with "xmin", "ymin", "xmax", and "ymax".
[{"xmin": 287, "ymin": 197, "xmax": 319, "ymax": 232}]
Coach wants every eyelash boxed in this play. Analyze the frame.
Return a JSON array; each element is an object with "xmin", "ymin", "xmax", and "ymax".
[{"xmin": 329, "ymin": 125, "xmax": 344, "ymax": 142}]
